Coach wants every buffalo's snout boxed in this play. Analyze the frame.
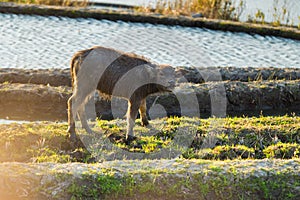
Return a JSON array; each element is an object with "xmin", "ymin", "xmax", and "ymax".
[{"xmin": 168, "ymin": 79, "xmax": 176, "ymax": 88}]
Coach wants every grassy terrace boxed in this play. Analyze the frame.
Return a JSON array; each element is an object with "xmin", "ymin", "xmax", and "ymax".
[
  {"xmin": 0, "ymin": 116, "xmax": 300, "ymax": 199},
  {"xmin": 1, "ymin": 115, "xmax": 300, "ymax": 163}
]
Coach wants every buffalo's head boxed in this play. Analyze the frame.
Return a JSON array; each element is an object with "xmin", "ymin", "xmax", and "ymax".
[{"xmin": 156, "ymin": 64, "xmax": 176, "ymax": 92}]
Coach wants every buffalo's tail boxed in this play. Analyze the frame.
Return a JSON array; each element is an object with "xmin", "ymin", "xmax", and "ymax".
[{"xmin": 70, "ymin": 48, "xmax": 94, "ymax": 89}]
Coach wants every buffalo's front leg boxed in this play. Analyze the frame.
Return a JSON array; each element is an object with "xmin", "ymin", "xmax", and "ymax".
[{"xmin": 139, "ymin": 98, "xmax": 149, "ymax": 126}]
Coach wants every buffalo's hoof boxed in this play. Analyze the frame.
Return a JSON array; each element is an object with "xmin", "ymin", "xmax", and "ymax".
[
  {"xmin": 67, "ymin": 129, "xmax": 85, "ymax": 149},
  {"xmin": 125, "ymin": 135, "xmax": 137, "ymax": 145},
  {"xmin": 141, "ymin": 120, "xmax": 149, "ymax": 127},
  {"xmin": 70, "ymin": 136, "xmax": 85, "ymax": 149}
]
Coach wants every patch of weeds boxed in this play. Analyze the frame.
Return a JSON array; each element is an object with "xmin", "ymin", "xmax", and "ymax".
[
  {"xmin": 185, "ymin": 145, "xmax": 255, "ymax": 160},
  {"xmin": 95, "ymin": 175, "xmax": 123, "ymax": 195},
  {"xmin": 141, "ymin": 137, "xmax": 165, "ymax": 153},
  {"xmin": 0, "ymin": 122, "xmax": 73, "ymax": 162},
  {"xmin": 68, "ymin": 183, "xmax": 86, "ymax": 200},
  {"xmin": 103, "ymin": 117, "xmax": 178, "ymax": 153},
  {"xmin": 166, "ymin": 116, "xmax": 181, "ymax": 126},
  {"xmin": 188, "ymin": 115, "xmax": 300, "ymax": 160},
  {"xmin": 197, "ymin": 181, "xmax": 210, "ymax": 199},
  {"xmin": 208, "ymin": 165, "xmax": 222, "ymax": 173},
  {"xmin": 181, "ymin": 148, "xmax": 198, "ymax": 159},
  {"xmin": 96, "ymin": 119, "xmax": 109, "ymax": 130},
  {"xmin": 29, "ymin": 147, "xmax": 71, "ymax": 163},
  {"xmin": 196, "ymin": 173, "xmax": 234, "ymax": 199},
  {"xmin": 211, "ymin": 145, "xmax": 255, "ymax": 160},
  {"xmin": 241, "ymin": 173, "xmax": 300, "ymax": 199},
  {"xmin": 68, "ymin": 173, "xmax": 123, "ymax": 200},
  {"xmin": 263, "ymin": 143, "xmax": 300, "ymax": 159}
]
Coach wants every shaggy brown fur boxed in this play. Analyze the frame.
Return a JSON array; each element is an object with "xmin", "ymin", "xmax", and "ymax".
[{"xmin": 67, "ymin": 46, "xmax": 175, "ymax": 143}]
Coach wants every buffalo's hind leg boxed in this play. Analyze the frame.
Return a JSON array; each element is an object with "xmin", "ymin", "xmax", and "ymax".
[
  {"xmin": 67, "ymin": 94, "xmax": 77, "ymax": 142},
  {"xmin": 78, "ymin": 99, "xmax": 94, "ymax": 134},
  {"xmin": 139, "ymin": 98, "xmax": 149, "ymax": 126},
  {"xmin": 67, "ymin": 88, "xmax": 93, "ymax": 146}
]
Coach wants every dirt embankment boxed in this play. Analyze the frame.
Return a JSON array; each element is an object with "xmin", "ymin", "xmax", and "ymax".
[
  {"xmin": 2, "ymin": 66, "xmax": 300, "ymax": 86},
  {"xmin": 0, "ymin": 68, "xmax": 71, "ymax": 87},
  {"xmin": 1, "ymin": 159, "xmax": 299, "ymax": 200},
  {"xmin": 1, "ymin": 67, "xmax": 300, "ymax": 121}
]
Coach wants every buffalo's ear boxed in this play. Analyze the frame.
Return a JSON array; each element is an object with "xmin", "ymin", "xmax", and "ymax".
[{"xmin": 141, "ymin": 64, "xmax": 156, "ymax": 80}]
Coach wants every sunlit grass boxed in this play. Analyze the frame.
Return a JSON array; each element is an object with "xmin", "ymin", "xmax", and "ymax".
[{"xmin": 1, "ymin": 115, "xmax": 300, "ymax": 163}]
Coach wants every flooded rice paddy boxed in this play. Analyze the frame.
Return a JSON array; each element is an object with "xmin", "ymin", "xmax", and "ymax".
[{"xmin": 0, "ymin": 13, "xmax": 300, "ymax": 69}]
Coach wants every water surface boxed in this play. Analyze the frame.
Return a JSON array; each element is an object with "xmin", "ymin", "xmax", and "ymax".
[{"xmin": 0, "ymin": 13, "xmax": 299, "ymax": 69}]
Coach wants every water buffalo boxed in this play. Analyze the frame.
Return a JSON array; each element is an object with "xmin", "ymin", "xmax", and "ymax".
[{"xmin": 67, "ymin": 46, "xmax": 176, "ymax": 143}]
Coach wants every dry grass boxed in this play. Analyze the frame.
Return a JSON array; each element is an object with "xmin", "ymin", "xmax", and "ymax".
[
  {"xmin": 1, "ymin": 0, "xmax": 89, "ymax": 7},
  {"xmin": 137, "ymin": 0, "xmax": 245, "ymax": 21}
]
